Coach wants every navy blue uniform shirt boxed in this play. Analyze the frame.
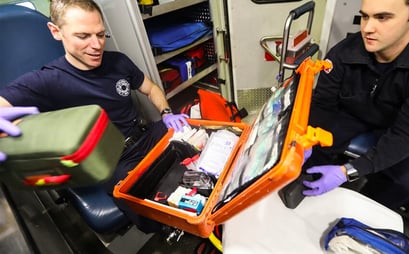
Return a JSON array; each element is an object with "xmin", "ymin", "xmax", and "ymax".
[
  {"xmin": 0, "ymin": 51, "xmax": 144, "ymax": 137},
  {"xmin": 310, "ymin": 32, "xmax": 409, "ymax": 177}
]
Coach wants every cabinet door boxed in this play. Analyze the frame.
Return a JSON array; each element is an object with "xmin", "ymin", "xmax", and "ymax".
[
  {"xmin": 209, "ymin": 0, "xmax": 233, "ymax": 101},
  {"xmin": 95, "ymin": 0, "xmax": 161, "ymax": 120}
]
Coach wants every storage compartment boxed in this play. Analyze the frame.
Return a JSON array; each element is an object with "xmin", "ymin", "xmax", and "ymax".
[
  {"xmin": 128, "ymin": 140, "xmax": 201, "ymax": 202},
  {"xmin": 158, "ymin": 41, "xmax": 217, "ymax": 95},
  {"xmin": 144, "ymin": 2, "xmax": 213, "ymax": 55},
  {"xmin": 95, "ymin": 0, "xmax": 225, "ymax": 117},
  {"xmin": 141, "ymin": 1, "xmax": 219, "ymax": 99},
  {"xmin": 127, "ymin": 121, "xmax": 245, "ymax": 214},
  {"xmin": 114, "ymin": 119, "xmax": 249, "ymax": 237}
]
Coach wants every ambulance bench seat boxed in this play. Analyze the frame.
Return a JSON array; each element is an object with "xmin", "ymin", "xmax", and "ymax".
[
  {"xmin": 342, "ymin": 131, "xmax": 379, "ymax": 192},
  {"xmin": 344, "ymin": 132, "xmax": 379, "ymax": 159},
  {"xmin": 0, "ymin": 4, "xmax": 130, "ymax": 236},
  {"xmin": 61, "ymin": 186, "xmax": 131, "ymax": 235},
  {"xmin": 344, "ymin": 132, "xmax": 409, "ymax": 234},
  {"xmin": 0, "ymin": 4, "xmax": 64, "ymax": 87}
]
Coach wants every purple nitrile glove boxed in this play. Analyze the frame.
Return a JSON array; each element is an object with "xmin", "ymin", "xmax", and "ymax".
[
  {"xmin": 0, "ymin": 106, "xmax": 39, "ymax": 161},
  {"xmin": 0, "ymin": 106, "xmax": 39, "ymax": 136},
  {"xmin": 162, "ymin": 113, "xmax": 189, "ymax": 132},
  {"xmin": 303, "ymin": 148, "xmax": 312, "ymax": 164},
  {"xmin": 302, "ymin": 165, "xmax": 347, "ymax": 196}
]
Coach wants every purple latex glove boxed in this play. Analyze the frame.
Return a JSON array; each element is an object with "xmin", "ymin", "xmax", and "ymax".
[
  {"xmin": 0, "ymin": 106, "xmax": 39, "ymax": 161},
  {"xmin": 303, "ymin": 148, "xmax": 312, "ymax": 164},
  {"xmin": 302, "ymin": 165, "xmax": 347, "ymax": 196},
  {"xmin": 162, "ymin": 113, "xmax": 189, "ymax": 132}
]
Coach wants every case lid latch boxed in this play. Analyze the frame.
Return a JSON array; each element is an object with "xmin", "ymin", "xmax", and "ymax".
[{"xmin": 297, "ymin": 125, "xmax": 333, "ymax": 149}]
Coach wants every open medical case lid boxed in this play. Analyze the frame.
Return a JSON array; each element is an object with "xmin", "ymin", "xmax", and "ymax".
[
  {"xmin": 113, "ymin": 58, "xmax": 333, "ymax": 237},
  {"xmin": 209, "ymin": 58, "xmax": 333, "ymax": 222}
]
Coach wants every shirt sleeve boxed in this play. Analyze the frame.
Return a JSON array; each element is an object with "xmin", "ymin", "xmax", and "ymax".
[
  {"xmin": 116, "ymin": 52, "xmax": 145, "ymax": 90},
  {"xmin": 309, "ymin": 49, "xmax": 344, "ymax": 131},
  {"xmin": 0, "ymin": 71, "xmax": 51, "ymax": 110},
  {"xmin": 352, "ymin": 98, "xmax": 409, "ymax": 175}
]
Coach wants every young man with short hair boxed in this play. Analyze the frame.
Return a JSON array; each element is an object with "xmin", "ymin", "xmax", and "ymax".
[
  {"xmin": 0, "ymin": 0, "xmax": 188, "ymax": 232},
  {"xmin": 302, "ymin": 0, "xmax": 409, "ymax": 212}
]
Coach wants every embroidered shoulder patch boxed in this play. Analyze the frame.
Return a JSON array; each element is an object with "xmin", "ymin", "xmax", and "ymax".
[{"xmin": 116, "ymin": 79, "xmax": 130, "ymax": 97}]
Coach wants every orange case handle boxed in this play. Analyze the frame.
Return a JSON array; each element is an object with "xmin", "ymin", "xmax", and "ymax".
[{"xmin": 293, "ymin": 58, "xmax": 333, "ymax": 149}]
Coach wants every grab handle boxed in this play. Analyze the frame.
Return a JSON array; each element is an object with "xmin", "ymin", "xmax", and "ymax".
[
  {"xmin": 277, "ymin": 0, "xmax": 316, "ymax": 84},
  {"xmin": 290, "ymin": 1, "xmax": 315, "ymax": 20}
]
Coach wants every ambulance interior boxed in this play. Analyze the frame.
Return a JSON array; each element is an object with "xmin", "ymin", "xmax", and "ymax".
[{"xmin": 0, "ymin": 0, "xmax": 408, "ymax": 253}]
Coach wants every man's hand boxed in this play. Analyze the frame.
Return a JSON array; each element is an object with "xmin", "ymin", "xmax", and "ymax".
[
  {"xmin": 162, "ymin": 114, "xmax": 189, "ymax": 132},
  {"xmin": 302, "ymin": 165, "xmax": 347, "ymax": 196},
  {"xmin": 0, "ymin": 106, "xmax": 39, "ymax": 161}
]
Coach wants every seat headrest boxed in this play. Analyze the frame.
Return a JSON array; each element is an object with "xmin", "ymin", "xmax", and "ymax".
[{"xmin": 0, "ymin": 4, "xmax": 64, "ymax": 87}]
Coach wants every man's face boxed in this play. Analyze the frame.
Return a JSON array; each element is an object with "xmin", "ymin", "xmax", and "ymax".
[
  {"xmin": 50, "ymin": 7, "xmax": 106, "ymax": 70},
  {"xmin": 360, "ymin": 0, "xmax": 409, "ymax": 62}
]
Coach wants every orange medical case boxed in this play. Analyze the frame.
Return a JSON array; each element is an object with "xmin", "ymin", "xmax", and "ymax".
[{"xmin": 113, "ymin": 58, "xmax": 333, "ymax": 238}]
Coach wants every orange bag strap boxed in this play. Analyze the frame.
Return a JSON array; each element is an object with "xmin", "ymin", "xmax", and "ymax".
[{"xmin": 197, "ymin": 89, "xmax": 244, "ymax": 122}]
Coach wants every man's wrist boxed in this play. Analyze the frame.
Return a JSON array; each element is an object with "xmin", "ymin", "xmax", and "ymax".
[
  {"xmin": 343, "ymin": 163, "xmax": 359, "ymax": 182},
  {"xmin": 160, "ymin": 108, "xmax": 173, "ymax": 117}
]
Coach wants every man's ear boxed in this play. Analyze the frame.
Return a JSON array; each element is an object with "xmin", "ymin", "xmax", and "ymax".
[{"xmin": 47, "ymin": 22, "xmax": 62, "ymax": 41}]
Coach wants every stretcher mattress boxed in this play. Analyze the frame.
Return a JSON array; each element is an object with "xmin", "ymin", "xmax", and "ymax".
[{"xmin": 223, "ymin": 187, "xmax": 404, "ymax": 254}]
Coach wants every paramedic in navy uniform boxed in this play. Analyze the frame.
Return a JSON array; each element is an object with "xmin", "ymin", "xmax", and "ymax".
[
  {"xmin": 0, "ymin": 0, "xmax": 188, "ymax": 232},
  {"xmin": 302, "ymin": 0, "xmax": 409, "ymax": 213}
]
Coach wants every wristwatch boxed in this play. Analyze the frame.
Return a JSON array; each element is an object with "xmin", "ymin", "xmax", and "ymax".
[
  {"xmin": 343, "ymin": 163, "xmax": 359, "ymax": 182},
  {"xmin": 160, "ymin": 108, "xmax": 173, "ymax": 116}
]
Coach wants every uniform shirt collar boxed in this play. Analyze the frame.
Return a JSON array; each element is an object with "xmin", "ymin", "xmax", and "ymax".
[{"xmin": 339, "ymin": 32, "xmax": 409, "ymax": 69}]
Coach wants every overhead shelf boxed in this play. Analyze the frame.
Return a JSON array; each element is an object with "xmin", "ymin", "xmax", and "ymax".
[
  {"xmin": 154, "ymin": 35, "xmax": 213, "ymax": 64},
  {"xmin": 166, "ymin": 63, "xmax": 217, "ymax": 99},
  {"xmin": 141, "ymin": 0, "xmax": 207, "ymax": 19}
]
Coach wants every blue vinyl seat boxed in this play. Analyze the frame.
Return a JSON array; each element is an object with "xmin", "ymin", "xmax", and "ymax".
[
  {"xmin": 344, "ymin": 132, "xmax": 379, "ymax": 159},
  {"xmin": 0, "ymin": 4, "xmax": 129, "ymax": 235},
  {"xmin": 63, "ymin": 186, "xmax": 130, "ymax": 234},
  {"xmin": 0, "ymin": 4, "xmax": 64, "ymax": 87}
]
